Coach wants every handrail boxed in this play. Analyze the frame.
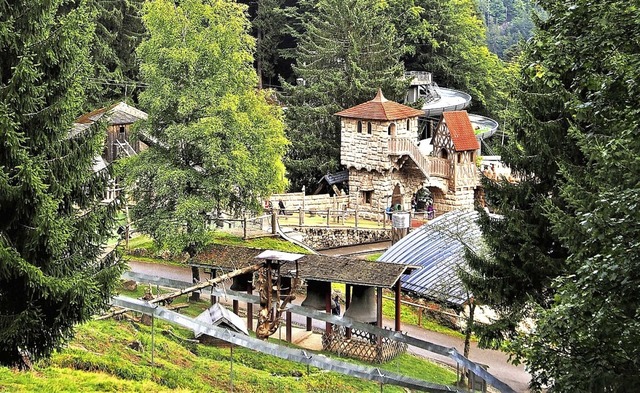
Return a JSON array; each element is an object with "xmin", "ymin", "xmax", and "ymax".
[{"xmin": 388, "ymin": 138, "xmax": 450, "ymax": 179}]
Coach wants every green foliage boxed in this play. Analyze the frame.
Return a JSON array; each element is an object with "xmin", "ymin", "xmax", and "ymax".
[
  {"xmin": 0, "ymin": 0, "xmax": 125, "ymax": 366},
  {"xmin": 87, "ymin": 0, "xmax": 146, "ymax": 107},
  {"xmin": 505, "ymin": 1, "xmax": 640, "ymax": 391},
  {"xmin": 388, "ymin": 0, "xmax": 508, "ymax": 116},
  {"xmin": 465, "ymin": 0, "xmax": 640, "ymax": 390},
  {"xmin": 126, "ymin": 0, "xmax": 288, "ymax": 256},
  {"xmin": 478, "ymin": 0, "xmax": 536, "ymax": 59},
  {"xmin": 0, "ymin": 318, "xmax": 455, "ymax": 391},
  {"xmin": 282, "ymin": 0, "xmax": 407, "ymax": 191}
]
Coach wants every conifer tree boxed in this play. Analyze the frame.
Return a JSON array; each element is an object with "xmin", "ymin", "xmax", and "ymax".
[
  {"xmin": 0, "ymin": 0, "xmax": 124, "ymax": 366},
  {"xmin": 463, "ymin": 0, "xmax": 640, "ymax": 389},
  {"xmin": 282, "ymin": 0, "xmax": 406, "ymax": 191}
]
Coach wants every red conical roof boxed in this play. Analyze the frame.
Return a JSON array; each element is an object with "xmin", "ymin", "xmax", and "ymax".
[{"xmin": 335, "ymin": 89, "xmax": 424, "ymax": 121}]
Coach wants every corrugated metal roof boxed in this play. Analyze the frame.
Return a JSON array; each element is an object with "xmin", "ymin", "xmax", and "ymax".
[
  {"xmin": 194, "ymin": 303, "xmax": 248, "ymax": 337},
  {"xmin": 335, "ymin": 89, "xmax": 423, "ymax": 121},
  {"xmin": 377, "ymin": 210, "xmax": 482, "ymax": 305}
]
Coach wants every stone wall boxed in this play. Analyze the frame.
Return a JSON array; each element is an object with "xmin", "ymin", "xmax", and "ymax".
[{"xmin": 294, "ymin": 227, "xmax": 391, "ymax": 250}]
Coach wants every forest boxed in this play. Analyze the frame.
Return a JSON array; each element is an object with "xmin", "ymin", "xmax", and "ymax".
[{"xmin": 1, "ymin": 1, "xmax": 638, "ymax": 392}]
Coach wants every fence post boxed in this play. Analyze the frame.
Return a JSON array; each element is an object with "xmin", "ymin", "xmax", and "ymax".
[
  {"xmin": 243, "ymin": 214, "xmax": 247, "ymax": 240},
  {"xmin": 301, "ymin": 186, "xmax": 305, "ymax": 225},
  {"xmin": 355, "ymin": 206, "xmax": 359, "ymax": 228},
  {"xmin": 298, "ymin": 206, "xmax": 303, "ymax": 226},
  {"xmin": 326, "ymin": 208, "xmax": 330, "ymax": 227},
  {"xmin": 271, "ymin": 210, "xmax": 277, "ymax": 235}
]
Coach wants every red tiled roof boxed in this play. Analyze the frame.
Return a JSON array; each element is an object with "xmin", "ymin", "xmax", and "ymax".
[
  {"xmin": 335, "ymin": 89, "xmax": 424, "ymax": 121},
  {"xmin": 442, "ymin": 111, "xmax": 480, "ymax": 151}
]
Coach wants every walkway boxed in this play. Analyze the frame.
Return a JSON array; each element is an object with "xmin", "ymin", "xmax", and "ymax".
[{"xmin": 127, "ymin": 260, "xmax": 531, "ymax": 392}]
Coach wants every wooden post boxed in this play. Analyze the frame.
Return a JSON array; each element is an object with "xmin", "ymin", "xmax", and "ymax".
[
  {"xmin": 326, "ymin": 208, "xmax": 330, "ymax": 227},
  {"xmin": 418, "ymin": 307, "xmax": 422, "ymax": 327},
  {"xmin": 355, "ymin": 207, "xmax": 359, "ymax": 228},
  {"xmin": 298, "ymin": 206, "xmax": 303, "ymax": 226},
  {"xmin": 247, "ymin": 285, "xmax": 253, "ymax": 332},
  {"xmin": 286, "ymin": 311, "xmax": 292, "ymax": 343},
  {"xmin": 394, "ymin": 281, "xmax": 402, "ymax": 332},
  {"xmin": 376, "ymin": 287, "xmax": 383, "ymax": 329},
  {"xmin": 242, "ymin": 214, "xmax": 247, "ymax": 240},
  {"xmin": 210, "ymin": 269, "xmax": 217, "ymax": 305},
  {"xmin": 271, "ymin": 210, "xmax": 277, "ymax": 234},
  {"xmin": 325, "ymin": 290, "xmax": 332, "ymax": 334},
  {"xmin": 233, "ymin": 299, "xmax": 239, "ymax": 315},
  {"xmin": 306, "ymin": 317, "xmax": 312, "ymax": 332},
  {"xmin": 345, "ymin": 284, "xmax": 352, "ymax": 339},
  {"xmin": 301, "ymin": 186, "xmax": 305, "ymax": 225}
]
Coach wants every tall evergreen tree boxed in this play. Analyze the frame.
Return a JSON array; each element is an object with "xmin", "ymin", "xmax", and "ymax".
[
  {"xmin": 464, "ymin": 0, "xmax": 640, "ymax": 390},
  {"xmin": 0, "ymin": 0, "xmax": 124, "ymax": 366},
  {"xmin": 88, "ymin": 0, "xmax": 147, "ymax": 107},
  {"xmin": 127, "ymin": 0, "xmax": 288, "ymax": 261},
  {"xmin": 282, "ymin": 0, "xmax": 406, "ymax": 191}
]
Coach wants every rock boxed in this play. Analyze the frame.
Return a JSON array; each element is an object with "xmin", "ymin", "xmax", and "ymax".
[
  {"xmin": 128, "ymin": 340, "xmax": 144, "ymax": 352},
  {"xmin": 123, "ymin": 280, "xmax": 137, "ymax": 291}
]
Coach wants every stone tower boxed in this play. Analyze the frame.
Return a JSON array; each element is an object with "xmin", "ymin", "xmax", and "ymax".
[{"xmin": 336, "ymin": 90, "xmax": 482, "ymax": 217}]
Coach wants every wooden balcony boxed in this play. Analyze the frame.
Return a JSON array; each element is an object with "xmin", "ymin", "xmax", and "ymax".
[{"xmin": 388, "ymin": 138, "xmax": 451, "ymax": 179}]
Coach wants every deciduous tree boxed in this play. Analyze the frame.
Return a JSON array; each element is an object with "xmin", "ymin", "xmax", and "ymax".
[{"xmin": 127, "ymin": 0, "xmax": 288, "ymax": 261}]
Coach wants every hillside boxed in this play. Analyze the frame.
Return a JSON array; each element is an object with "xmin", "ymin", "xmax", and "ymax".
[{"xmin": 0, "ymin": 287, "xmax": 457, "ymax": 392}]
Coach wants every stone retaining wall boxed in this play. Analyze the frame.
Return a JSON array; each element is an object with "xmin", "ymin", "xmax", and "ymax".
[{"xmin": 294, "ymin": 227, "xmax": 391, "ymax": 250}]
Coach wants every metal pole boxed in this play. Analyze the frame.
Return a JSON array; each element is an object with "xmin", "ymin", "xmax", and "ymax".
[{"xmin": 230, "ymin": 344, "xmax": 234, "ymax": 392}]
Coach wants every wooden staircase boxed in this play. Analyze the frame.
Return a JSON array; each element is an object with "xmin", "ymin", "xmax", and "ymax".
[{"xmin": 388, "ymin": 138, "xmax": 450, "ymax": 179}]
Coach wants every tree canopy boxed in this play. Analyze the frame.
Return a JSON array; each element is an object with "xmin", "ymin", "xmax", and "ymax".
[
  {"xmin": 0, "ymin": 0, "xmax": 124, "ymax": 366},
  {"xmin": 126, "ymin": 0, "xmax": 288, "ymax": 255}
]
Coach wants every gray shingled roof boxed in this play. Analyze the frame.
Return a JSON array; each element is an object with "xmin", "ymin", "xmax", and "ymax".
[
  {"xmin": 191, "ymin": 245, "xmax": 414, "ymax": 288},
  {"xmin": 377, "ymin": 210, "xmax": 482, "ymax": 305}
]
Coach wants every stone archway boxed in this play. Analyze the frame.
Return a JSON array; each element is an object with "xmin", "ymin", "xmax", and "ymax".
[{"xmin": 391, "ymin": 184, "xmax": 403, "ymax": 209}]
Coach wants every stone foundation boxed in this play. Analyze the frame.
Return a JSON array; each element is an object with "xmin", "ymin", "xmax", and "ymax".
[{"xmin": 294, "ymin": 227, "xmax": 390, "ymax": 249}]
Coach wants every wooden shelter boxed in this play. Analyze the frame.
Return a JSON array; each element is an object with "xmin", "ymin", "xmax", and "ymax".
[{"xmin": 190, "ymin": 245, "xmax": 418, "ymax": 362}]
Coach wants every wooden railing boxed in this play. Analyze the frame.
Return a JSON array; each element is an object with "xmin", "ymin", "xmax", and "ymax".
[{"xmin": 388, "ymin": 138, "xmax": 451, "ymax": 179}]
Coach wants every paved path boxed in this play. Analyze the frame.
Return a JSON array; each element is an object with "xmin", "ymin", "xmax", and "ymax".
[{"xmin": 127, "ymin": 260, "xmax": 530, "ymax": 392}]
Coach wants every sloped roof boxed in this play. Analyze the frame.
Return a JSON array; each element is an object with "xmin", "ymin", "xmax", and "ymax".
[
  {"xmin": 377, "ymin": 210, "xmax": 482, "ymax": 305},
  {"xmin": 194, "ymin": 303, "xmax": 248, "ymax": 337},
  {"xmin": 70, "ymin": 102, "xmax": 148, "ymax": 138},
  {"xmin": 190, "ymin": 245, "xmax": 417, "ymax": 288},
  {"xmin": 335, "ymin": 89, "xmax": 424, "ymax": 121},
  {"xmin": 318, "ymin": 170, "xmax": 349, "ymax": 185},
  {"xmin": 442, "ymin": 111, "xmax": 480, "ymax": 151}
]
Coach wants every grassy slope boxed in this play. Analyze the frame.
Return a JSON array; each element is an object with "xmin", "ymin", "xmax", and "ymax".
[{"xmin": 0, "ymin": 315, "xmax": 456, "ymax": 392}]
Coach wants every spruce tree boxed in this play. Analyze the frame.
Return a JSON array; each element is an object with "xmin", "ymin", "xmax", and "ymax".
[
  {"xmin": 282, "ymin": 0, "xmax": 406, "ymax": 191},
  {"xmin": 0, "ymin": 0, "xmax": 124, "ymax": 366}
]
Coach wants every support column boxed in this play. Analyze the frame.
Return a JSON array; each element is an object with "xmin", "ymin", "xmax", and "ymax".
[
  {"xmin": 376, "ymin": 287, "xmax": 383, "ymax": 328},
  {"xmin": 325, "ymin": 289, "xmax": 332, "ymax": 334},
  {"xmin": 286, "ymin": 311, "xmax": 292, "ymax": 343},
  {"xmin": 306, "ymin": 317, "xmax": 312, "ymax": 332},
  {"xmin": 210, "ymin": 269, "xmax": 217, "ymax": 305},
  {"xmin": 394, "ymin": 281, "xmax": 402, "ymax": 332},
  {"xmin": 247, "ymin": 285, "xmax": 253, "ymax": 332},
  {"xmin": 345, "ymin": 284, "xmax": 352, "ymax": 339},
  {"xmin": 233, "ymin": 299, "xmax": 239, "ymax": 315}
]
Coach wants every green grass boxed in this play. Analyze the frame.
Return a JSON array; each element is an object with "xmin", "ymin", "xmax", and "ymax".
[
  {"xmin": 381, "ymin": 296, "xmax": 466, "ymax": 339},
  {"xmin": 0, "ymin": 301, "xmax": 457, "ymax": 393}
]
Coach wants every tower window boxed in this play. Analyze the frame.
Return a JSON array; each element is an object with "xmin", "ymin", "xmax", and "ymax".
[
  {"xmin": 407, "ymin": 119, "xmax": 410, "ymax": 130},
  {"xmin": 367, "ymin": 122, "xmax": 372, "ymax": 134},
  {"xmin": 357, "ymin": 121, "xmax": 362, "ymax": 133},
  {"xmin": 361, "ymin": 190, "xmax": 373, "ymax": 204}
]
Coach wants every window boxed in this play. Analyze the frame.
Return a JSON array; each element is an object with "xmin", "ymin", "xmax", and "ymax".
[
  {"xmin": 388, "ymin": 123, "xmax": 396, "ymax": 136},
  {"xmin": 406, "ymin": 119, "xmax": 411, "ymax": 131},
  {"xmin": 362, "ymin": 190, "xmax": 373, "ymax": 204},
  {"xmin": 357, "ymin": 121, "xmax": 362, "ymax": 133},
  {"xmin": 367, "ymin": 122, "xmax": 372, "ymax": 134},
  {"xmin": 458, "ymin": 153, "xmax": 463, "ymax": 164}
]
